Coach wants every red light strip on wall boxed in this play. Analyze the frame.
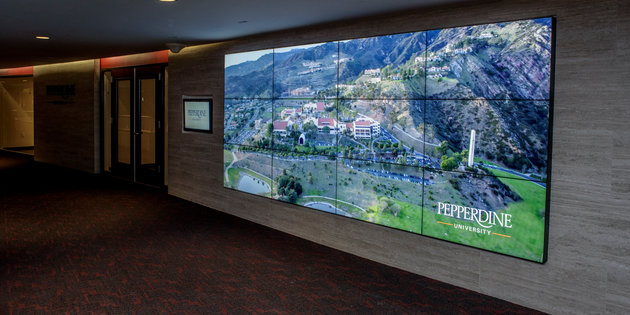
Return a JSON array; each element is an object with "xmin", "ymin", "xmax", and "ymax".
[
  {"xmin": 100, "ymin": 50, "xmax": 169, "ymax": 69},
  {"xmin": 0, "ymin": 66, "xmax": 34, "ymax": 77}
]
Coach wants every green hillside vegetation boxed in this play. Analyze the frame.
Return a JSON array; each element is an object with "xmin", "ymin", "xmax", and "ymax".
[
  {"xmin": 365, "ymin": 197, "xmax": 423, "ymax": 233},
  {"xmin": 226, "ymin": 168, "xmax": 240, "ymax": 189},
  {"xmin": 272, "ymin": 159, "xmax": 337, "ymax": 204},
  {"xmin": 335, "ymin": 161, "xmax": 424, "ymax": 232}
]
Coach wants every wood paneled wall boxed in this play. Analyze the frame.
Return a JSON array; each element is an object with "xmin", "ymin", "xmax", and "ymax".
[
  {"xmin": 167, "ymin": 0, "xmax": 630, "ymax": 313},
  {"xmin": 34, "ymin": 60, "xmax": 100, "ymax": 173}
]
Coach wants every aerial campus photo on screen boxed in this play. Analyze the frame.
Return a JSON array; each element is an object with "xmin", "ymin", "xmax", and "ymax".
[{"xmin": 223, "ymin": 18, "xmax": 553, "ymax": 262}]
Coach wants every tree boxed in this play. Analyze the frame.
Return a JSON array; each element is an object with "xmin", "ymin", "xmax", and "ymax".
[
  {"xmin": 436, "ymin": 140, "xmax": 449, "ymax": 156},
  {"xmin": 276, "ymin": 174, "xmax": 303, "ymax": 203},
  {"xmin": 382, "ymin": 65, "xmax": 393, "ymax": 77},
  {"xmin": 290, "ymin": 130, "xmax": 300, "ymax": 143},
  {"xmin": 322, "ymin": 126, "xmax": 331, "ymax": 134},
  {"xmin": 378, "ymin": 199, "xmax": 389, "ymax": 212},
  {"xmin": 377, "ymin": 197, "xmax": 401, "ymax": 217},
  {"xmin": 440, "ymin": 155, "xmax": 459, "ymax": 171},
  {"xmin": 460, "ymin": 149, "xmax": 469, "ymax": 164},
  {"xmin": 266, "ymin": 123, "xmax": 273, "ymax": 137},
  {"xmin": 286, "ymin": 190, "xmax": 298, "ymax": 203},
  {"xmin": 389, "ymin": 203, "xmax": 401, "ymax": 217},
  {"xmin": 303, "ymin": 121, "xmax": 318, "ymax": 137}
]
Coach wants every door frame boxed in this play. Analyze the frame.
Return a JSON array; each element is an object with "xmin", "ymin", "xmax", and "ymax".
[
  {"xmin": 110, "ymin": 68, "xmax": 133, "ymax": 179},
  {"xmin": 135, "ymin": 66, "xmax": 165, "ymax": 185},
  {"xmin": 101, "ymin": 64, "xmax": 166, "ymax": 187}
]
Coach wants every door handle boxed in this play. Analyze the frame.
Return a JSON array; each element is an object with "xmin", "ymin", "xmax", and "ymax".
[{"xmin": 135, "ymin": 132, "xmax": 142, "ymax": 135}]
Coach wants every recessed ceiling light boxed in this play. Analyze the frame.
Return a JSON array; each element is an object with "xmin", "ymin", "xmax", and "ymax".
[
  {"xmin": 159, "ymin": 0, "xmax": 177, "ymax": 2},
  {"xmin": 35, "ymin": 36, "xmax": 50, "ymax": 40}
]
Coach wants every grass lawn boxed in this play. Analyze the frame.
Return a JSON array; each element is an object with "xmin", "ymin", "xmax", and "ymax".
[
  {"xmin": 475, "ymin": 157, "xmax": 500, "ymax": 167},
  {"xmin": 422, "ymin": 168, "xmax": 547, "ymax": 262},
  {"xmin": 364, "ymin": 198, "xmax": 423, "ymax": 233},
  {"xmin": 272, "ymin": 157, "xmax": 336, "ymax": 199},
  {"xmin": 227, "ymin": 167, "xmax": 240, "ymax": 189},
  {"xmin": 335, "ymin": 161, "xmax": 424, "ymax": 233}
]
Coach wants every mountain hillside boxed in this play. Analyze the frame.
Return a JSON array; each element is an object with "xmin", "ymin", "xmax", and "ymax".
[
  {"xmin": 338, "ymin": 32, "xmax": 426, "ymax": 83},
  {"xmin": 425, "ymin": 19, "xmax": 552, "ymax": 100},
  {"xmin": 225, "ymin": 53, "xmax": 273, "ymax": 98},
  {"xmin": 223, "ymin": 18, "xmax": 552, "ymax": 175},
  {"xmin": 273, "ymin": 42, "xmax": 339, "ymax": 98}
]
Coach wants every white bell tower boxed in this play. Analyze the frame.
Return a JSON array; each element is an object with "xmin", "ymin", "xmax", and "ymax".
[{"xmin": 468, "ymin": 129, "xmax": 476, "ymax": 167}]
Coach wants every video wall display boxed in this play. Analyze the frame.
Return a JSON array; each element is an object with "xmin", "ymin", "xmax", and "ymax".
[{"xmin": 223, "ymin": 17, "xmax": 553, "ymax": 262}]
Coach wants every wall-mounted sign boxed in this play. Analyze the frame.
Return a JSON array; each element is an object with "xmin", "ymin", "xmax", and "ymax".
[
  {"xmin": 183, "ymin": 97, "xmax": 212, "ymax": 133},
  {"xmin": 46, "ymin": 84, "xmax": 75, "ymax": 98},
  {"xmin": 46, "ymin": 84, "xmax": 76, "ymax": 104}
]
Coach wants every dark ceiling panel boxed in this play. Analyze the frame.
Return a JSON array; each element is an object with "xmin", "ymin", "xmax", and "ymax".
[{"xmin": 0, "ymin": 0, "xmax": 476, "ymax": 68}]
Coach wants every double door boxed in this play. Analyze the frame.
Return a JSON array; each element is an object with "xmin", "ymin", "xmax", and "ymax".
[{"xmin": 110, "ymin": 66, "xmax": 164, "ymax": 186}]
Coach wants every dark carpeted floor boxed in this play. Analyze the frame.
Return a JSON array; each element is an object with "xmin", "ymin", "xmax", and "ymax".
[{"xmin": 0, "ymin": 151, "xmax": 545, "ymax": 314}]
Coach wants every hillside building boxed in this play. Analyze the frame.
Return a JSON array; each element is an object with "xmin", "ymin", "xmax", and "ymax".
[
  {"xmin": 353, "ymin": 118, "xmax": 381, "ymax": 139},
  {"xmin": 317, "ymin": 118, "xmax": 338, "ymax": 134},
  {"xmin": 273, "ymin": 120, "xmax": 293, "ymax": 136}
]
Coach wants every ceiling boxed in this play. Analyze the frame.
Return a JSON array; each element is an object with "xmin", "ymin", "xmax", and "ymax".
[{"xmin": 0, "ymin": 0, "xmax": 477, "ymax": 69}]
